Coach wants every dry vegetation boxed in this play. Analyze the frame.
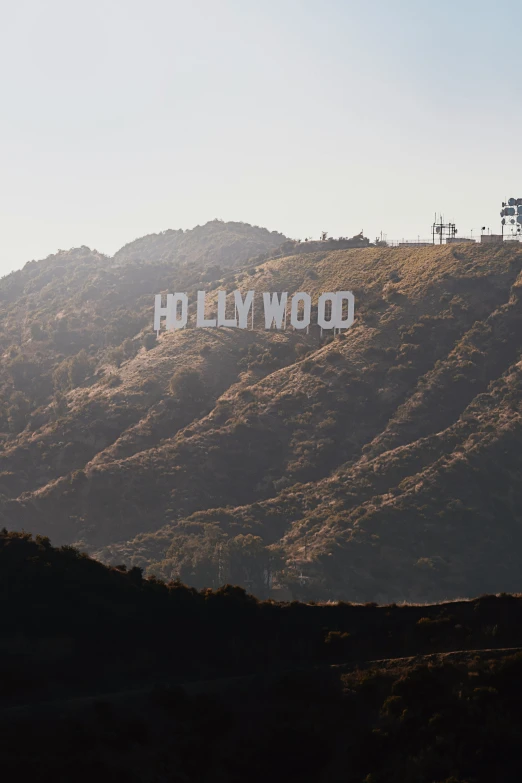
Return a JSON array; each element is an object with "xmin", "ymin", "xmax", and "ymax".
[{"xmin": 1, "ymin": 228, "xmax": 522, "ymax": 603}]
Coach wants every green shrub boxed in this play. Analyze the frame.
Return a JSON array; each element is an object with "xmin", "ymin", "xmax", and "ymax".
[
  {"xmin": 169, "ymin": 368, "xmax": 206, "ymax": 405},
  {"xmin": 143, "ymin": 332, "xmax": 157, "ymax": 350}
]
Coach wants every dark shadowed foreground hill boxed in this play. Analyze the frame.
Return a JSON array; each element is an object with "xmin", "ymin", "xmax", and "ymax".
[
  {"xmin": 1, "ymin": 231, "xmax": 522, "ymax": 603},
  {"xmin": 4, "ymin": 531, "xmax": 522, "ymax": 782}
]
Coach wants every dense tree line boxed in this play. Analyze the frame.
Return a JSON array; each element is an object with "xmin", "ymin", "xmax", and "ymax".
[
  {"xmin": 3, "ymin": 530, "xmax": 522, "ymax": 780},
  {"xmin": 3, "ymin": 530, "xmax": 522, "ymax": 703}
]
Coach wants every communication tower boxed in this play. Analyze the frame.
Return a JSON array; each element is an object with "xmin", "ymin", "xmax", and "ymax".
[
  {"xmin": 431, "ymin": 213, "xmax": 457, "ymax": 245},
  {"xmin": 500, "ymin": 198, "xmax": 522, "ymax": 238}
]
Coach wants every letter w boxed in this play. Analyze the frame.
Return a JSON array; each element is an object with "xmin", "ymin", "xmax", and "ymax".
[{"xmin": 263, "ymin": 292, "xmax": 288, "ymax": 330}]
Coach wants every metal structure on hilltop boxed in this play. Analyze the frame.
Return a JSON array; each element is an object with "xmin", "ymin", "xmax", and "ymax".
[
  {"xmin": 500, "ymin": 198, "xmax": 522, "ymax": 239},
  {"xmin": 431, "ymin": 213, "xmax": 457, "ymax": 245},
  {"xmin": 378, "ymin": 197, "xmax": 522, "ymax": 247}
]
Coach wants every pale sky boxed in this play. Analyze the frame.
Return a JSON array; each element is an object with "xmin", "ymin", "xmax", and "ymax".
[{"xmin": 1, "ymin": 0, "xmax": 520, "ymax": 275}]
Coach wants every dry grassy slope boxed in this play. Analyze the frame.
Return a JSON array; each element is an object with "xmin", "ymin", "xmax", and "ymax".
[
  {"xmin": 0, "ymin": 326, "xmax": 303, "ymax": 496},
  {"xmin": 94, "ymin": 243, "xmax": 522, "ymax": 599},
  {"xmin": 2, "ymin": 242, "xmax": 522, "ymax": 604},
  {"xmin": 0, "ymin": 221, "xmax": 288, "ymax": 497}
]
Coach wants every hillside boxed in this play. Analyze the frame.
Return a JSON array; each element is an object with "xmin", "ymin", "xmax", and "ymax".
[
  {"xmin": 113, "ymin": 219, "xmax": 286, "ymax": 271},
  {"xmin": 4, "ymin": 530, "xmax": 522, "ymax": 782},
  {"xmin": 1, "ymin": 234, "xmax": 522, "ymax": 602}
]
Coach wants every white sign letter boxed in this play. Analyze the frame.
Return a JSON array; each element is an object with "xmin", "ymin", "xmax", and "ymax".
[
  {"xmin": 217, "ymin": 291, "xmax": 238, "ymax": 328},
  {"xmin": 234, "ymin": 290, "xmax": 254, "ymax": 329},
  {"xmin": 263, "ymin": 292, "xmax": 288, "ymax": 330},
  {"xmin": 290, "ymin": 293, "xmax": 311, "ymax": 330},
  {"xmin": 197, "ymin": 291, "xmax": 217, "ymax": 328},
  {"xmin": 318, "ymin": 292, "xmax": 338, "ymax": 330},
  {"xmin": 154, "ymin": 294, "xmax": 175, "ymax": 333},
  {"xmin": 335, "ymin": 291, "xmax": 355, "ymax": 329}
]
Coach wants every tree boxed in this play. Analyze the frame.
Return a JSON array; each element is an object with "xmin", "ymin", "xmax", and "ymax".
[
  {"xmin": 68, "ymin": 350, "xmax": 92, "ymax": 386},
  {"xmin": 7, "ymin": 391, "xmax": 31, "ymax": 433},
  {"xmin": 143, "ymin": 332, "xmax": 157, "ymax": 351},
  {"xmin": 30, "ymin": 322, "xmax": 45, "ymax": 340},
  {"xmin": 122, "ymin": 338, "xmax": 135, "ymax": 359},
  {"xmin": 53, "ymin": 350, "xmax": 93, "ymax": 391},
  {"xmin": 52, "ymin": 391, "xmax": 69, "ymax": 419},
  {"xmin": 8, "ymin": 356, "xmax": 41, "ymax": 393},
  {"xmin": 226, "ymin": 534, "xmax": 272, "ymax": 598},
  {"xmin": 169, "ymin": 368, "xmax": 206, "ymax": 406}
]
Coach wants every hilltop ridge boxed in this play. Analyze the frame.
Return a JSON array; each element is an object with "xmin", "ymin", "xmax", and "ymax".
[{"xmin": 113, "ymin": 219, "xmax": 286, "ymax": 269}]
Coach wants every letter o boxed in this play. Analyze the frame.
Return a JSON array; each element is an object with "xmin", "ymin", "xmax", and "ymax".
[
  {"xmin": 317, "ymin": 293, "xmax": 337, "ymax": 329},
  {"xmin": 290, "ymin": 293, "xmax": 311, "ymax": 329}
]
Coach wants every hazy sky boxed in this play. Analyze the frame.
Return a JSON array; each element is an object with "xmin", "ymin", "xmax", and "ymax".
[{"xmin": 1, "ymin": 0, "xmax": 520, "ymax": 275}]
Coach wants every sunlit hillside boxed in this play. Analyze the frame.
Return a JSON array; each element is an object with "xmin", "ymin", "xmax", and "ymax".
[{"xmin": 1, "ymin": 234, "xmax": 522, "ymax": 603}]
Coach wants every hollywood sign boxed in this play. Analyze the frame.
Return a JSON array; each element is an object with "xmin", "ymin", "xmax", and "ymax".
[{"xmin": 154, "ymin": 290, "xmax": 355, "ymax": 333}]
